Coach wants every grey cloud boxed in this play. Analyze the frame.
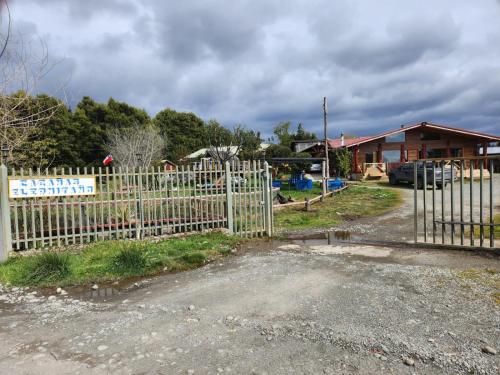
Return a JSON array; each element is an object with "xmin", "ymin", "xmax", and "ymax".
[
  {"xmin": 333, "ymin": 17, "xmax": 460, "ymax": 72},
  {"xmin": 20, "ymin": 0, "xmax": 138, "ymax": 21},
  {"xmin": 7, "ymin": 0, "xmax": 500, "ymax": 139}
]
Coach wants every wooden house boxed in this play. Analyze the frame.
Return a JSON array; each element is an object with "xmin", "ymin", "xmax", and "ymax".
[{"xmin": 300, "ymin": 122, "xmax": 500, "ymax": 179}]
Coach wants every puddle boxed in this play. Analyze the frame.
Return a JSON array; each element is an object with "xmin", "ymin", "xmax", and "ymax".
[
  {"xmin": 61, "ymin": 276, "xmax": 149, "ymax": 302},
  {"xmin": 284, "ymin": 230, "xmax": 396, "ymax": 258},
  {"xmin": 289, "ymin": 230, "xmax": 359, "ymax": 245}
]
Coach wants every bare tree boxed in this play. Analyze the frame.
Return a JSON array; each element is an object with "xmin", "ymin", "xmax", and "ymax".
[
  {"xmin": 208, "ymin": 124, "xmax": 243, "ymax": 163},
  {"xmin": 105, "ymin": 124, "xmax": 165, "ymax": 169},
  {"xmin": 0, "ymin": 0, "xmax": 62, "ymax": 164}
]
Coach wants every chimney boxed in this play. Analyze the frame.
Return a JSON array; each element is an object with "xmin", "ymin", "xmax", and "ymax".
[
  {"xmin": 401, "ymin": 125, "xmax": 405, "ymax": 129},
  {"xmin": 340, "ymin": 132, "xmax": 345, "ymax": 147}
]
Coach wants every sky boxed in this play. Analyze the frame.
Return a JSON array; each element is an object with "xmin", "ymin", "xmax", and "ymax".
[{"xmin": 6, "ymin": 0, "xmax": 500, "ymax": 139}]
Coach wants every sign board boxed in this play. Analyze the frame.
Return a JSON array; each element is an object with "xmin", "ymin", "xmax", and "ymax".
[{"xmin": 9, "ymin": 176, "xmax": 96, "ymax": 198}]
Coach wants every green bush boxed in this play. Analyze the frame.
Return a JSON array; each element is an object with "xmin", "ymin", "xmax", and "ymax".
[
  {"xmin": 26, "ymin": 252, "xmax": 71, "ymax": 284},
  {"xmin": 112, "ymin": 245, "xmax": 147, "ymax": 273}
]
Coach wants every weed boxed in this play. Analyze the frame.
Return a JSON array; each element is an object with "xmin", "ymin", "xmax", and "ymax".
[
  {"xmin": 25, "ymin": 252, "xmax": 71, "ymax": 284},
  {"xmin": 112, "ymin": 245, "xmax": 147, "ymax": 274},
  {"xmin": 0, "ymin": 233, "xmax": 241, "ymax": 287}
]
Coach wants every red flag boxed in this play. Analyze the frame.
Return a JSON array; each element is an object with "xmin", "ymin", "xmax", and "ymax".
[{"xmin": 103, "ymin": 154, "xmax": 113, "ymax": 166}]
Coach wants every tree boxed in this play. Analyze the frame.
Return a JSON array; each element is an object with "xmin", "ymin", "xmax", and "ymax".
[
  {"xmin": 74, "ymin": 96, "xmax": 151, "ymax": 165},
  {"xmin": 206, "ymin": 122, "xmax": 243, "ymax": 163},
  {"xmin": 238, "ymin": 127, "xmax": 262, "ymax": 160},
  {"xmin": 273, "ymin": 121, "xmax": 293, "ymax": 147},
  {"xmin": 266, "ymin": 144, "xmax": 293, "ymax": 158},
  {"xmin": 0, "ymin": 2, "xmax": 62, "ymax": 164},
  {"xmin": 273, "ymin": 122, "xmax": 317, "ymax": 149},
  {"xmin": 293, "ymin": 123, "xmax": 317, "ymax": 141},
  {"xmin": 105, "ymin": 124, "xmax": 165, "ymax": 169},
  {"xmin": 14, "ymin": 94, "xmax": 81, "ymax": 169},
  {"xmin": 153, "ymin": 109, "xmax": 206, "ymax": 162},
  {"xmin": 332, "ymin": 148, "xmax": 352, "ymax": 177}
]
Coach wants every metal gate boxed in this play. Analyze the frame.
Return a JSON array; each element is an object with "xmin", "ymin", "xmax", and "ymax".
[{"xmin": 412, "ymin": 156, "xmax": 498, "ymax": 249}]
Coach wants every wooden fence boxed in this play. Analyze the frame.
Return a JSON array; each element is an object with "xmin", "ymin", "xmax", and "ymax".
[{"xmin": 0, "ymin": 161, "xmax": 273, "ymax": 258}]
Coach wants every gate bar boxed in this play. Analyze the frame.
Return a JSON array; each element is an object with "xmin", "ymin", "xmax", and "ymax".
[
  {"xmin": 479, "ymin": 159, "xmax": 484, "ymax": 247},
  {"xmin": 432, "ymin": 161, "xmax": 436, "ymax": 243},
  {"xmin": 470, "ymin": 162, "xmax": 474, "ymax": 246},
  {"xmin": 450, "ymin": 160, "xmax": 455, "ymax": 245},
  {"xmin": 413, "ymin": 161, "xmax": 417, "ymax": 243},
  {"xmin": 490, "ymin": 160, "xmax": 494, "ymax": 248},
  {"xmin": 423, "ymin": 162, "xmax": 427, "ymax": 243},
  {"xmin": 441, "ymin": 161, "xmax": 445, "ymax": 244}
]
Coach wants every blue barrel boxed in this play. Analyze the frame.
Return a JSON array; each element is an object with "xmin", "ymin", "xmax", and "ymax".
[{"xmin": 328, "ymin": 178, "xmax": 344, "ymax": 190}]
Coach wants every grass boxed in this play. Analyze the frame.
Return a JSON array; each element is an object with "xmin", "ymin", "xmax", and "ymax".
[
  {"xmin": 0, "ymin": 233, "xmax": 240, "ymax": 287},
  {"xmin": 275, "ymin": 185, "xmax": 403, "ymax": 231},
  {"xmin": 474, "ymin": 214, "xmax": 500, "ymax": 239},
  {"xmin": 277, "ymin": 181, "xmax": 324, "ymax": 201},
  {"xmin": 456, "ymin": 268, "xmax": 500, "ymax": 305}
]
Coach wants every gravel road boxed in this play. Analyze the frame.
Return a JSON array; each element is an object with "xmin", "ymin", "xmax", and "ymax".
[{"xmin": 0, "ymin": 239, "xmax": 499, "ymax": 374}]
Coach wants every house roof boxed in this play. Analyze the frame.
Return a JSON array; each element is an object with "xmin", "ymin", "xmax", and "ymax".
[
  {"xmin": 329, "ymin": 122, "xmax": 500, "ymax": 149},
  {"xmin": 182, "ymin": 143, "xmax": 271, "ymax": 160}
]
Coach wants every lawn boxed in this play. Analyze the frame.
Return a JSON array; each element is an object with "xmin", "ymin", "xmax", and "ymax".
[
  {"xmin": 275, "ymin": 185, "xmax": 403, "ymax": 231},
  {"xmin": 0, "ymin": 233, "xmax": 240, "ymax": 287},
  {"xmin": 277, "ymin": 181, "xmax": 324, "ymax": 201}
]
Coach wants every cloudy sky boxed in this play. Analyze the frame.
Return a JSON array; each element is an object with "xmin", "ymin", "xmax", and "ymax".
[{"xmin": 8, "ymin": 0, "xmax": 500, "ymax": 138}]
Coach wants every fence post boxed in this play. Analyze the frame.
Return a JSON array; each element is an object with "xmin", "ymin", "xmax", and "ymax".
[
  {"xmin": 136, "ymin": 167, "xmax": 144, "ymax": 239},
  {"xmin": 263, "ymin": 162, "xmax": 273, "ymax": 236},
  {"xmin": 0, "ymin": 164, "xmax": 12, "ymax": 262},
  {"xmin": 225, "ymin": 161, "xmax": 234, "ymax": 234},
  {"xmin": 321, "ymin": 160, "xmax": 327, "ymax": 198}
]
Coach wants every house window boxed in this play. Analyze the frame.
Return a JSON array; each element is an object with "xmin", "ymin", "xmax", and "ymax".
[
  {"xmin": 385, "ymin": 133, "xmax": 405, "ymax": 143},
  {"xmin": 420, "ymin": 132, "xmax": 441, "ymax": 141},
  {"xmin": 365, "ymin": 153, "xmax": 374, "ymax": 163},
  {"xmin": 383, "ymin": 150, "xmax": 401, "ymax": 162}
]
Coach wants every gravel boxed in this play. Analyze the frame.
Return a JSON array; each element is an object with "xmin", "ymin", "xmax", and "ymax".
[{"xmin": 0, "ymin": 242, "xmax": 498, "ymax": 374}]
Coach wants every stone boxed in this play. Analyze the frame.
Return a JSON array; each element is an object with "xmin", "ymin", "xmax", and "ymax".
[
  {"xmin": 97, "ymin": 345, "xmax": 109, "ymax": 351},
  {"xmin": 188, "ymin": 305, "xmax": 195, "ymax": 311},
  {"xmin": 428, "ymin": 338, "xmax": 435, "ymax": 343},
  {"xmin": 482, "ymin": 346, "xmax": 497, "ymax": 355},
  {"xmin": 56, "ymin": 287, "xmax": 62, "ymax": 294},
  {"xmin": 187, "ymin": 370, "xmax": 195, "ymax": 375},
  {"xmin": 91, "ymin": 284, "xmax": 99, "ymax": 290},
  {"xmin": 403, "ymin": 358, "xmax": 415, "ymax": 366},
  {"xmin": 48, "ymin": 296, "xmax": 56, "ymax": 301}
]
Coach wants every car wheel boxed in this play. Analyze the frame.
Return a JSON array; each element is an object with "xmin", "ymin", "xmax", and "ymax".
[{"xmin": 389, "ymin": 174, "xmax": 397, "ymax": 185}]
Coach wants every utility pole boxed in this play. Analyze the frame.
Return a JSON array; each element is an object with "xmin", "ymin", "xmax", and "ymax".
[{"xmin": 323, "ymin": 97, "xmax": 330, "ymax": 181}]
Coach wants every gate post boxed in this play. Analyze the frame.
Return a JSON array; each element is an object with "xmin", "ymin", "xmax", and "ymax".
[
  {"xmin": 224, "ymin": 161, "xmax": 234, "ymax": 234},
  {"xmin": 263, "ymin": 162, "xmax": 273, "ymax": 236},
  {"xmin": 0, "ymin": 164, "xmax": 12, "ymax": 262},
  {"xmin": 136, "ymin": 167, "xmax": 144, "ymax": 239}
]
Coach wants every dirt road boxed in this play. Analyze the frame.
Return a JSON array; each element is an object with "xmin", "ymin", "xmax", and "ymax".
[{"xmin": 0, "ymin": 238, "xmax": 499, "ymax": 374}]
